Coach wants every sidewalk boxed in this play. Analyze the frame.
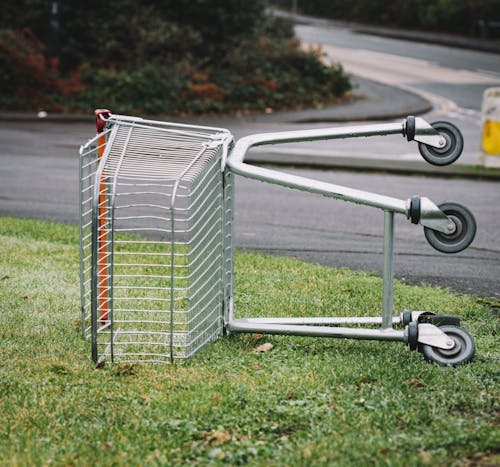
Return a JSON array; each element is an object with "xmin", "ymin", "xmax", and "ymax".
[{"xmin": 274, "ymin": 9, "xmax": 500, "ymax": 55}]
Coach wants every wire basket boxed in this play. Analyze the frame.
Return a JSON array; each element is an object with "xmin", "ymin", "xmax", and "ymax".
[{"xmin": 79, "ymin": 114, "xmax": 233, "ymax": 363}]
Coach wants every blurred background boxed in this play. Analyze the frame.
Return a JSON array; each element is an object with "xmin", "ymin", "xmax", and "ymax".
[
  {"xmin": 0, "ymin": 0, "xmax": 353, "ymax": 115},
  {"xmin": 1, "ymin": 0, "xmax": 497, "ymax": 117}
]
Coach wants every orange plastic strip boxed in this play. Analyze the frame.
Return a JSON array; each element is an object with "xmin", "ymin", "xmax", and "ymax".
[{"xmin": 95, "ymin": 109, "xmax": 111, "ymax": 324}]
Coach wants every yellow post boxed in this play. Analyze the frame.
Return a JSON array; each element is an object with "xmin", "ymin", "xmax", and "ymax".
[{"xmin": 481, "ymin": 87, "xmax": 500, "ymax": 167}]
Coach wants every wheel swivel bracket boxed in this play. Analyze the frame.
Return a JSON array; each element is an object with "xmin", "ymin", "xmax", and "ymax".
[
  {"xmin": 417, "ymin": 323, "xmax": 455, "ymax": 350},
  {"xmin": 405, "ymin": 117, "xmax": 447, "ymax": 148}
]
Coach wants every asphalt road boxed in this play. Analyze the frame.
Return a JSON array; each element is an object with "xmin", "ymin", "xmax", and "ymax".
[
  {"xmin": 295, "ymin": 21, "xmax": 500, "ymax": 167},
  {"xmin": 295, "ymin": 22, "xmax": 500, "ymax": 110},
  {"xmin": 0, "ymin": 120, "xmax": 499, "ymax": 299},
  {"xmin": 234, "ymin": 167, "xmax": 500, "ymax": 299}
]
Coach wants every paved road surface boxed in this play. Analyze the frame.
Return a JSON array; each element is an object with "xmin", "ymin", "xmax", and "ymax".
[
  {"xmin": 0, "ymin": 120, "xmax": 498, "ymax": 298},
  {"xmin": 296, "ymin": 22, "xmax": 500, "ymax": 109},
  {"xmin": 234, "ymin": 167, "xmax": 500, "ymax": 299},
  {"xmin": 295, "ymin": 22, "xmax": 500, "ymax": 166}
]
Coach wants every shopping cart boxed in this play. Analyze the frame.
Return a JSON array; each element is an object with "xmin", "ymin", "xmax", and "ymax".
[{"xmin": 79, "ymin": 110, "xmax": 477, "ymax": 366}]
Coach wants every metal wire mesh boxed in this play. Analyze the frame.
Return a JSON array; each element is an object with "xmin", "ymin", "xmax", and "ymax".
[{"xmin": 79, "ymin": 116, "xmax": 233, "ymax": 363}]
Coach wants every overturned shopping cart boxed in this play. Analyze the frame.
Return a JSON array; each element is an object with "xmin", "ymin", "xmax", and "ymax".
[{"xmin": 79, "ymin": 110, "xmax": 477, "ymax": 366}]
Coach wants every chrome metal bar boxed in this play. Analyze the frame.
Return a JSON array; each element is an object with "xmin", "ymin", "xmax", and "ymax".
[
  {"xmin": 234, "ymin": 316, "xmax": 402, "ymax": 325},
  {"xmin": 226, "ymin": 122, "xmax": 413, "ymax": 213},
  {"xmin": 229, "ymin": 162, "xmax": 407, "ymax": 213},
  {"xmin": 107, "ymin": 113, "xmax": 231, "ymax": 136},
  {"xmin": 169, "ymin": 203, "xmax": 176, "ymax": 363},
  {"xmin": 228, "ymin": 319, "xmax": 406, "ymax": 342},
  {"xmin": 231, "ymin": 122, "xmax": 405, "ymax": 162},
  {"xmin": 78, "ymin": 139, "xmax": 86, "ymax": 336},
  {"xmin": 109, "ymin": 126, "xmax": 134, "ymax": 362},
  {"xmin": 382, "ymin": 211, "xmax": 395, "ymax": 330}
]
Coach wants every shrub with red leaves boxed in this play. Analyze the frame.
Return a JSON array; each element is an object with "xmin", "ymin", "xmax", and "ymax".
[{"xmin": 0, "ymin": 28, "xmax": 84, "ymax": 111}]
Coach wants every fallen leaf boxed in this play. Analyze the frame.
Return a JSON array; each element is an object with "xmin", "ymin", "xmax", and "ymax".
[
  {"xmin": 252, "ymin": 333, "xmax": 264, "ymax": 340},
  {"xmin": 253, "ymin": 343, "xmax": 273, "ymax": 353},
  {"xmin": 407, "ymin": 378, "xmax": 426, "ymax": 388},
  {"xmin": 419, "ymin": 450, "xmax": 433, "ymax": 464},
  {"xmin": 113, "ymin": 363, "xmax": 137, "ymax": 376},
  {"xmin": 206, "ymin": 430, "xmax": 231, "ymax": 446}
]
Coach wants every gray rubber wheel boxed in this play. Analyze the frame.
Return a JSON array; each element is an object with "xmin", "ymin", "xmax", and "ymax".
[
  {"xmin": 418, "ymin": 121, "xmax": 463, "ymax": 166},
  {"xmin": 421, "ymin": 325, "xmax": 475, "ymax": 366},
  {"xmin": 402, "ymin": 310, "xmax": 412, "ymax": 326},
  {"xmin": 407, "ymin": 322, "xmax": 418, "ymax": 351},
  {"xmin": 424, "ymin": 202, "xmax": 476, "ymax": 254}
]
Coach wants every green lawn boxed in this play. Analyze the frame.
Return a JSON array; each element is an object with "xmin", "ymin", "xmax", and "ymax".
[{"xmin": 0, "ymin": 217, "xmax": 498, "ymax": 466}]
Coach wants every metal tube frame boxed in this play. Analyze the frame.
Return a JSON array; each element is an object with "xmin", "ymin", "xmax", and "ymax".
[
  {"xmin": 83, "ymin": 114, "xmax": 460, "ymax": 362},
  {"xmin": 225, "ymin": 118, "xmax": 449, "ymax": 345}
]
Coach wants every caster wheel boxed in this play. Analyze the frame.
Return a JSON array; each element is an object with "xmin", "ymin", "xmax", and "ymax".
[
  {"xmin": 402, "ymin": 310, "xmax": 412, "ymax": 326},
  {"xmin": 418, "ymin": 121, "xmax": 463, "ymax": 166},
  {"xmin": 418, "ymin": 313, "xmax": 460, "ymax": 327},
  {"xmin": 421, "ymin": 325, "xmax": 475, "ymax": 366},
  {"xmin": 407, "ymin": 322, "xmax": 418, "ymax": 351},
  {"xmin": 424, "ymin": 202, "xmax": 476, "ymax": 253}
]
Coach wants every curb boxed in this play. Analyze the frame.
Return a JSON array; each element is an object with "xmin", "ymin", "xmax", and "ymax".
[
  {"xmin": 0, "ymin": 112, "xmax": 93, "ymax": 123},
  {"xmin": 351, "ymin": 25, "xmax": 500, "ymax": 55},
  {"xmin": 243, "ymin": 78, "xmax": 433, "ymax": 124}
]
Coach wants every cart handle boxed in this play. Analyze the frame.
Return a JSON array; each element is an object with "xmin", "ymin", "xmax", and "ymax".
[{"xmin": 226, "ymin": 117, "xmax": 448, "ymax": 223}]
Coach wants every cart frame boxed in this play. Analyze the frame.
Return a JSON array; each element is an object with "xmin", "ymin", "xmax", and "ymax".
[
  {"xmin": 224, "ymin": 119, "xmax": 458, "ymax": 351},
  {"xmin": 79, "ymin": 112, "xmax": 477, "ymax": 366}
]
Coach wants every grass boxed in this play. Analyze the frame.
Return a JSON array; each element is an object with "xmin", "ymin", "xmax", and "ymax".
[{"xmin": 0, "ymin": 216, "xmax": 499, "ymax": 466}]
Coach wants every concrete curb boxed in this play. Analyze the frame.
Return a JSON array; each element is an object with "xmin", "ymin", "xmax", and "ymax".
[
  {"xmin": 241, "ymin": 77, "xmax": 432, "ymax": 124},
  {"xmin": 0, "ymin": 112, "xmax": 93, "ymax": 123}
]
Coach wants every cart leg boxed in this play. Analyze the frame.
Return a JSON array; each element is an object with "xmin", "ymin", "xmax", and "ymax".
[{"xmin": 382, "ymin": 210, "xmax": 395, "ymax": 330}]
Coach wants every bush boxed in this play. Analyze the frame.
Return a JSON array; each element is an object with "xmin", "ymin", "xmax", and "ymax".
[
  {"xmin": 73, "ymin": 31, "xmax": 350, "ymax": 116},
  {"xmin": 76, "ymin": 65, "xmax": 188, "ymax": 115},
  {"xmin": 0, "ymin": 2, "xmax": 351, "ymax": 114},
  {"xmin": 0, "ymin": 28, "xmax": 83, "ymax": 111},
  {"xmin": 214, "ymin": 36, "xmax": 349, "ymax": 113}
]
